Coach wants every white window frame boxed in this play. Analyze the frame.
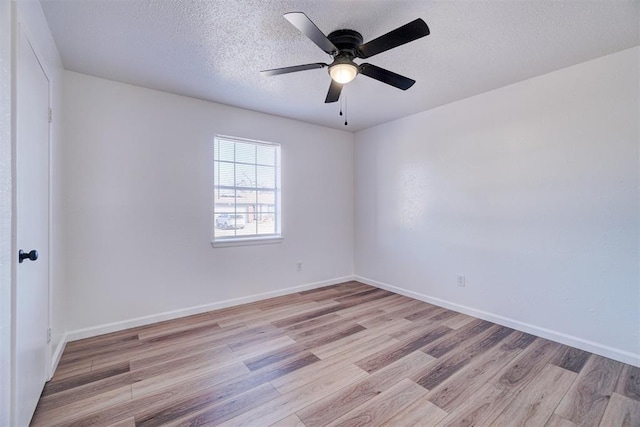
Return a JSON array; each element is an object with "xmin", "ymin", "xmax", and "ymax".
[{"xmin": 212, "ymin": 135, "xmax": 282, "ymax": 248}]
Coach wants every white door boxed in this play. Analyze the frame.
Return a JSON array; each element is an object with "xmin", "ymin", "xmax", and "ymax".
[{"xmin": 15, "ymin": 23, "xmax": 51, "ymax": 426}]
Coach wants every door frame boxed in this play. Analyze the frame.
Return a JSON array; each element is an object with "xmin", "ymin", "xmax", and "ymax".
[{"xmin": 11, "ymin": 12, "xmax": 53, "ymax": 423}]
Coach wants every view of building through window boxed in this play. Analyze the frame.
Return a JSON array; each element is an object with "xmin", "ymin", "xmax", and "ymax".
[{"xmin": 213, "ymin": 136, "xmax": 281, "ymax": 241}]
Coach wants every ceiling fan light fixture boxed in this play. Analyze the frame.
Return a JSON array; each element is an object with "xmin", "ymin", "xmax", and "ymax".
[{"xmin": 329, "ymin": 62, "xmax": 358, "ymax": 84}]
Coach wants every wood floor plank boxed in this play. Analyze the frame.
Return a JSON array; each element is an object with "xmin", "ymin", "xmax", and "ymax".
[
  {"xmin": 271, "ymin": 304, "xmax": 346, "ymax": 328},
  {"xmin": 293, "ymin": 322, "xmax": 366, "ymax": 349},
  {"xmin": 92, "ymin": 323, "xmax": 249, "ymax": 369},
  {"xmin": 421, "ymin": 318, "xmax": 494, "ymax": 358},
  {"xmin": 253, "ymin": 292, "xmax": 310, "ymax": 310},
  {"xmin": 128, "ymin": 339, "xmax": 232, "ymax": 371},
  {"xmin": 229, "ymin": 335, "xmax": 297, "ymax": 360},
  {"xmin": 331, "ymin": 295, "xmax": 400, "ymax": 319},
  {"xmin": 225, "ymin": 325, "xmax": 288, "ymax": 352},
  {"xmin": 274, "ymin": 334, "xmax": 397, "ymax": 395},
  {"xmin": 366, "ymin": 299, "xmax": 434, "ymax": 325},
  {"xmin": 49, "ymin": 359, "xmax": 92, "ymax": 381},
  {"xmin": 554, "ymin": 346, "xmax": 591, "ymax": 374},
  {"xmin": 545, "ymin": 414, "xmax": 579, "ymax": 426},
  {"xmin": 378, "ymin": 295, "xmax": 427, "ymax": 314},
  {"xmin": 616, "ymin": 364, "xmax": 640, "ymax": 401},
  {"xmin": 36, "ymin": 282, "xmax": 640, "ymax": 427},
  {"xmin": 132, "ymin": 352, "xmax": 319, "ymax": 426},
  {"xmin": 491, "ymin": 363, "xmax": 577, "ymax": 426},
  {"xmin": 270, "ymin": 414, "xmax": 306, "ymax": 427},
  {"xmin": 291, "ymin": 317, "xmax": 359, "ymax": 341},
  {"xmin": 334, "ymin": 288, "xmax": 390, "ymax": 304},
  {"xmin": 219, "ymin": 363, "xmax": 368, "ymax": 427},
  {"xmin": 227, "ymin": 300, "xmax": 339, "ymax": 328},
  {"xmin": 31, "ymin": 385, "xmax": 132, "ymax": 427},
  {"xmin": 425, "ymin": 331, "xmax": 537, "ymax": 412},
  {"xmin": 37, "ymin": 365, "xmax": 133, "ymax": 412},
  {"xmin": 416, "ymin": 324, "xmax": 514, "ymax": 390},
  {"xmin": 325, "ymin": 378, "xmax": 428, "ymax": 427},
  {"xmin": 283, "ymin": 312, "xmax": 342, "ymax": 333},
  {"xmin": 64, "ymin": 363, "xmax": 251, "ymax": 426},
  {"xmin": 555, "ymin": 354, "xmax": 624, "ymax": 427},
  {"xmin": 493, "ymin": 338, "xmax": 565, "ymax": 391},
  {"xmin": 365, "ymin": 317, "xmax": 415, "ymax": 338},
  {"xmin": 598, "ymin": 392, "xmax": 640, "ymax": 427},
  {"xmin": 312, "ymin": 330, "xmax": 399, "ymax": 363},
  {"xmin": 439, "ymin": 312, "xmax": 476, "ymax": 330},
  {"xmin": 136, "ymin": 314, "xmax": 219, "ymax": 340},
  {"xmin": 156, "ymin": 382, "xmax": 280, "ymax": 427},
  {"xmin": 355, "ymin": 324, "xmax": 452, "ymax": 373},
  {"xmin": 59, "ymin": 336, "xmax": 142, "ymax": 366},
  {"xmin": 131, "ymin": 360, "xmax": 249, "ymax": 398},
  {"xmin": 405, "ymin": 305, "xmax": 447, "ymax": 322},
  {"xmin": 382, "ymin": 396, "xmax": 448, "ymax": 426},
  {"xmin": 41, "ymin": 361, "xmax": 130, "ymax": 397},
  {"xmin": 436, "ymin": 381, "xmax": 518, "ymax": 426},
  {"xmin": 437, "ymin": 338, "xmax": 563, "ymax": 426},
  {"xmin": 63, "ymin": 329, "xmax": 139, "ymax": 354},
  {"xmin": 242, "ymin": 343, "xmax": 306, "ymax": 371},
  {"xmin": 297, "ymin": 350, "xmax": 436, "ymax": 427},
  {"xmin": 387, "ymin": 316, "xmax": 437, "ymax": 340},
  {"xmin": 106, "ymin": 416, "xmax": 136, "ymax": 427}
]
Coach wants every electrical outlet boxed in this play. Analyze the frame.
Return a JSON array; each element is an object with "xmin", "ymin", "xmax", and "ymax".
[
  {"xmin": 457, "ymin": 274, "xmax": 466, "ymax": 287},
  {"xmin": 296, "ymin": 262, "xmax": 303, "ymax": 272}
]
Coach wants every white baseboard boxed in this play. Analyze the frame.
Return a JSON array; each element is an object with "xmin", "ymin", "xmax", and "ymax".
[
  {"xmin": 49, "ymin": 332, "xmax": 67, "ymax": 379},
  {"xmin": 356, "ymin": 275, "xmax": 640, "ymax": 368},
  {"xmin": 66, "ymin": 276, "xmax": 355, "ymax": 342}
]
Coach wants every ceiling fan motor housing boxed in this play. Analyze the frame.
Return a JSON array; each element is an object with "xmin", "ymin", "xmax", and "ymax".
[{"xmin": 327, "ymin": 29, "xmax": 363, "ymax": 59}]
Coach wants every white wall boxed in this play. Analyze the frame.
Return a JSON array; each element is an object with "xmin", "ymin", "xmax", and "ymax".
[
  {"xmin": 355, "ymin": 47, "xmax": 640, "ymax": 364},
  {"xmin": 62, "ymin": 71, "xmax": 354, "ymax": 334}
]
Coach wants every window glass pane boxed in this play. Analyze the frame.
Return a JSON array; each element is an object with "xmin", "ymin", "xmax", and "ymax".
[
  {"xmin": 235, "ymin": 163, "xmax": 256, "ymax": 188},
  {"xmin": 257, "ymin": 190, "xmax": 276, "ymax": 212},
  {"xmin": 216, "ymin": 139, "xmax": 235, "ymax": 162},
  {"xmin": 257, "ymin": 165, "xmax": 275, "ymax": 189},
  {"xmin": 235, "ymin": 142, "xmax": 256, "ymax": 164},
  {"xmin": 257, "ymin": 221, "xmax": 275, "ymax": 235},
  {"xmin": 257, "ymin": 145, "xmax": 275, "ymax": 166},
  {"xmin": 216, "ymin": 161, "xmax": 235, "ymax": 187},
  {"xmin": 236, "ymin": 189, "xmax": 253, "ymax": 205}
]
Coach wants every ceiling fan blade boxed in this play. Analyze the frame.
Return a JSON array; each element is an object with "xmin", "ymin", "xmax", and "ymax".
[
  {"xmin": 359, "ymin": 63, "xmax": 416, "ymax": 90},
  {"xmin": 284, "ymin": 12, "xmax": 339, "ymax": 55},
  {"xmin": 358, "ymin": 18, "xmax": 430, "ymax": 59},
  {"xmin": 261, "ymin": 63, "xmax": 327, "ymax": 76},
  {"xmin": 325, "ymin": 79, "xmax": 343, "ymax": 103}
]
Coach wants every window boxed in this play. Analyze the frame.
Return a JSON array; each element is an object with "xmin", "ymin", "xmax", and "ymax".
[{"xmin": 213, "ymin": 135, "xmax": 281, "ymax": 246}]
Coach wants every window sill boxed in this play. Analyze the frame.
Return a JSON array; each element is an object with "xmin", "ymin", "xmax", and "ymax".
[{"xmin": 211, "ymin": 236, "xmax": 284, "ymax": 248}]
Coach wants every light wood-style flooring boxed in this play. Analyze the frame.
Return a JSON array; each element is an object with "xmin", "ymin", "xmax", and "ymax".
[{"xmin": 33, "ymin": 282, "xmax": 640, "ymax": 426}]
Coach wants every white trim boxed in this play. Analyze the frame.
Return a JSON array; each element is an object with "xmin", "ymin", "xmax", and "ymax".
[
  {"xmin": 355, "ymin": 275, "xmax": 640, "ymax": 368},
  {"xmin": 66, "ymin": 276, "xmax": 355, "ymax": 342},
  {"xmin": 49, "ymin": 332, "xmax": 66, "ymax": 377},
  {"xmin": 211, "ymin": 236, "xmax": 283, "ymax": 248}
]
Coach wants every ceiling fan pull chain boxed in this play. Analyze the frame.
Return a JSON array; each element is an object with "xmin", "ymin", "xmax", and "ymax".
[{"xmin": 344, "ymin": 91, "xmax": 348, "ymax": 126}]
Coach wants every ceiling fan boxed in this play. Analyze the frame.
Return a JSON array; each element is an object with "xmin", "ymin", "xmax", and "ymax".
[{"xmin": 261, "ymin": 12, "xmax": 430, "ymax": 103}]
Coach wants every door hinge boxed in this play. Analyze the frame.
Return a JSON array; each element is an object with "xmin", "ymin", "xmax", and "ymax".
[
  {"xmin": 47, "ymin": 328, "xmax": 52, "ymax": 343},
  {"xmin": 48, "ymin": 108, "xmax": 53, "ymax": 123}
]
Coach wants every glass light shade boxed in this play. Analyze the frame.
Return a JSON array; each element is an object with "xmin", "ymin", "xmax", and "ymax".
[{"xmin": 329, "ymin": 63, "xmax": 358, "ymax": 84}]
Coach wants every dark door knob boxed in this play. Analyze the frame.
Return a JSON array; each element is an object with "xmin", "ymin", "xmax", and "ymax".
[{"xmin": 19, "ymin": 249, "xmax": 38, "ymax": 263}]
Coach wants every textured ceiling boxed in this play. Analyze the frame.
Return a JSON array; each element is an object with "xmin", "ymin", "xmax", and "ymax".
[{"xmin": 41, "ymin": 0, "xmax": 639, "ymax": 132}]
